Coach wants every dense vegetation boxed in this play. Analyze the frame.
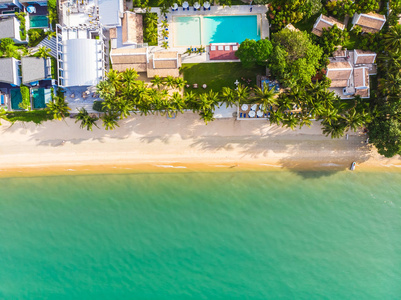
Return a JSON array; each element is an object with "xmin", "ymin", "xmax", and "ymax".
[
  {"xmin": 367, "ymin": 5, "xmax": 401, "ymax": 157},
  {"xmin": 15, "ymin": 12, "xmax": 27, "ymax": 41},
  {"xmin": 143, "ymin": 12, "xmax": 158, "ymax": 46}
]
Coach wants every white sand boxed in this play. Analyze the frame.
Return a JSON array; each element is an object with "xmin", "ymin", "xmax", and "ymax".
[{"xmin": 0, "ymin": 112, "xmax": 400, "ymax": 174}]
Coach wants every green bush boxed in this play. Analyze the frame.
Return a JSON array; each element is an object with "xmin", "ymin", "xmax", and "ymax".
[
  {"xmin": 5, "ymin": 110, "xmax": 53, "ymax": 124},
  {"xmin": 15, "ymin": 12, "xmax": 27, "ymax": 41},
  {"xmin": 93, "ymin": 100, "xmax": 106, "ymax": 112},
  {"xmin": 28, "ymin": 29, "xmax": 46, "ymax": 47},
  {"xmin": 143, "ymin": 13, "xmax": 158, "ymax": 46},
  {"xmin": 19, "ymin": 85, "xmax": 31, "ymax": 110}
]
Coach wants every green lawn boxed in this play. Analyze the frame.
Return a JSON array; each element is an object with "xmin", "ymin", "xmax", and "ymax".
[
  {"xmin": 5, "ymin": 110, "xmax": 54, "ymax": 124},
  {"xmin": 180, "ymin": 62, "xmax": 265, "ymax": 95}
]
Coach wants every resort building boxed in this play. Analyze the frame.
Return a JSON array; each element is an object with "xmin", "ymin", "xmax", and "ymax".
[
  {"xmin": 0, "ymin": 16, "xmax": 23, "ymax": 42},
  {"xmin": 21, "ymin": 56, "xmax": 51, "ymax": 86},
  {"xmin": 351, "ymin": 12, "xmax": 386, "ymax": 33},
  {"xmin": 326, "ymin": 49, "xmax": 377, "ymax": 99},
  {"xmin": 312, "ymin": 14, "xmax": 345, "ymax": 36},
  {"xmin": 56, "ymin": 25, "xmax": 106, "ymax": 87}
]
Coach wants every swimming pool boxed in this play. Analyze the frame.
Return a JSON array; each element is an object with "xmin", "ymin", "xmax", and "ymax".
[
  {"xmin": 30, "ymin": 15, "xmax": 48, "ymax": 28},
  {"xmin": 10, "ymin": 89, "xmax": 22, "ymax": 110},
  {"xmin": 174, "ymin": 15, "xmax": 260, "ymax": 46},
  {"xmin": 32, "ymin": 88, "xmax": 51, "ymax": 109}
]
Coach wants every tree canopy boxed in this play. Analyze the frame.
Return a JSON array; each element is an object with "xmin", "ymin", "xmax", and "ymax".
[
  {"xmin": 235, "ymin": 39, "xmax": 273, "ymax": 68},
  {"xmin": 269, "ymin": 29, "xmax": 323, "ymax": 87}
]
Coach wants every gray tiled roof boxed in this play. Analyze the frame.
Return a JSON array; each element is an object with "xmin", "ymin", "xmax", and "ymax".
[
  {"xmin": 21, "ymin": 57, "xmax": 48, "ymax": 84},
  {"xmin": 0, "ymin": 58, "xmax": 16, "ymax": 84},
  {"xmin": 0, "ymin": 17, "xmax": 17, "ymax": 39}
]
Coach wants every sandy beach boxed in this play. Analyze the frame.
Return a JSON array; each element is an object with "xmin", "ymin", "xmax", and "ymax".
[{"xmin": 0, "ymin": 112, "xmax": 400, "ymax": 176}]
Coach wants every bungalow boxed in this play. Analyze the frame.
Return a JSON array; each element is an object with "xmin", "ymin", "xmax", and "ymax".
[
  {"xmin": 351, "ymin": 12, "xmax": 386, "ymax": 33},
  {"xmin": 110, "ymin": 46, "xmax": 148, "ymax": 73},
  {"xmin": 312, "ymin": 14, "xmax": 345, "ymax": 36},
  {"xmin": 21, "ymin": 56, "xmax": 51, "ymax": 86},
  {"xmin": 326, "ymin": 49, "xmax": 377, "ymax": 99},
  {"xmin": 0, "ymin": 57, "xmax": 20, "ymax": 86},
  {"xmin": 0, "ymin": 16, "xmax": 22, "ymax": 42}
]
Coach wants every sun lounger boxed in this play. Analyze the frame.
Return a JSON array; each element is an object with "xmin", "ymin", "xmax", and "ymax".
[
  {"xmin": 239, "ymin": 113, "xmax": 243, "ymax": 118},
  {"xmin": 225, "ymin": 45, "xmax": 230, "ymax": 51},
  {"xmin": 218, "ymin": 45, "xmax": 223, "ymax": 50},
  {"xmin": 211, "ymin": 45, "xmax": 216, "ymax": 51}
]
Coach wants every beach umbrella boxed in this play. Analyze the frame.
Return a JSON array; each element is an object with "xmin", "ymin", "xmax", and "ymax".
[
  {"xmin": 182, "ymin": 1, "xmax": 189, "ymax": 8},
  {"xmin": 203, "ymin": 1, "xmax": 210, "ymax": 9},
  {"xmin": 172, "ymin": 3, "xmax": 178, "ymax": 10},
  {"xmin": 194, "ymin": 2, "xmax": 200, "ymax": 9},
  {"xmin": 27, "ymin": 5, "xmax": 36, "ymax": 13}
]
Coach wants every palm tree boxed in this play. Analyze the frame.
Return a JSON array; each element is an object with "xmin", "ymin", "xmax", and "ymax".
[
  {"xmin": 383, "ymin": 24, "xmax": 401, "ymax": 51},
  {"xmin": 151, "ymin": 75, "xmax": 164, "ymax": 89},
  {"xmin": 220, "ymin": 87, "xmax": 235, "ymax": 107},
  {"xmin": 36, "ymin": 46, "xmax": 51, "ymax": 58},
  {"xmin": 234, "ymin": 84, "xmax": 250, "ymax": 104},
  {"xmin": 47, "ymin": 31, "xmax": 56, "ymax": 40},
  {"xmin": 171, "ymin": 92, "xmax": 185, "ymax": 114},
  {"xmin": 174, "ymin": 77, "xmax": 187, "ymax": 89},
  {"xmin": 101, "ymin": 112, "xmax": 120, "ymax": 130},
  {"xmin": 46, "ymin": 96, "xmax": 71, "ymax": 120},
  {"xmin": 96, "ymin": 80, "xmax": 116, "ymax": 101},
  {"xmin": 252, "ymin": 84, "xmax": 277, "ymax": 111},
  {"xmin": 183, "ymin": 91, "xmax": 198, "ymax": 111},
  {"xmin": 163, "ymin": 75, "xmax": 176, "ymax": 88},
  {"xmin": 322, "ymin": 119, "xmax": 347, "ymax": 139},
  {"xmin": 268, "ymin": 109, "xmax": 284, "ymax": 126},
  {"xmin": 75, "ymin": 107, "xmax": 99, "ymax": 131},
  {"xmin": 161, "ymin": 20, "xmax": 168, "ymax": 28},
  {"xmin": 344, "ymin": 108, "xmax": 369, "ymax": 132},
  {"xmin": 122, "ymin": 68, "xmax": 138, "ymax": 87},
  {"xmin": 106, "ymin": 69, "xmax": 123, "ymax": 89},
  {"xmin": 282, "ymin": 113, "xmax": 299, "ymax": 130},
  {"xmin": 162, "ymin": 41, "xmax": 168, "ymax": 49}
]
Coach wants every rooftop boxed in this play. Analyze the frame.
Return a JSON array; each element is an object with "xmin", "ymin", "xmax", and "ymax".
[
  {"xmin": 0, "ymin": 17, "xmax": 19, "ymax": 40},
  {"xmin": 354, "ymin": 12, "xmax": 386, "ymax": 33},
  {"xmin": 312, "ymin": 14, "xmax": 344, "ymax": 36},
  {"xmin": 0, "ymin": 58, "xmax": 17, "ymax": 85},
  {"xmin": 21, "ymin": 57, "xmax": 50, "ymax": 84}
]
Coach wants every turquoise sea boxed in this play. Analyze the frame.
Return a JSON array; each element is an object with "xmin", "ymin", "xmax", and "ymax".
[{"xmin": 0, "ymin": 170, "xmax": 400, "ymax": 299}]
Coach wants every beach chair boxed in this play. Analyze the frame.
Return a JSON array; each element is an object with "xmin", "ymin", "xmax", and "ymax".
[
  {"xmin": 225, "ymin": 45, "xmax": 230, "ymax": 51},
  {"xmin": 218, "ymin": 45, "xmax": 224, "ymax": 51},
  {"xmin": 239, "ymin": 113, "xmax": 243, "ymax": 118},
  {"xmin": 233, "ymin": 45, "xmax": 238, "ymax": 51},
  {"xmin": 211, "ymin": 45, "xmax": 216, "ymax": 51}
]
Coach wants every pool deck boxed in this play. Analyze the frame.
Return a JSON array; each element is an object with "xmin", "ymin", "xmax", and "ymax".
[{"xmin": 143, "ymin": 5, "xmax": 269, "ymax": 65}]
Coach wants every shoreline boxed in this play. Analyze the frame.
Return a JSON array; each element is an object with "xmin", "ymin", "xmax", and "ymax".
[{"xmin": 1, "ymin": 112, "xmax": 401, "ymax": 178}]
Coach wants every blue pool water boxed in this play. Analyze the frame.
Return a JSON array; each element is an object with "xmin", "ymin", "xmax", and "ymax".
[
  {"xmin": 175, "ymin": 15, "xmax": 260, "ymax": 46},
  {"xmin": 30, "ymin": 15, "xmax": 48, "ymax": 28}
]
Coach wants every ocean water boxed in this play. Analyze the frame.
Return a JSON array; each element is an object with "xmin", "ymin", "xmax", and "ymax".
[{"xmin": 0, "ymin": 170, "xmax": 400, "ymax": 299}]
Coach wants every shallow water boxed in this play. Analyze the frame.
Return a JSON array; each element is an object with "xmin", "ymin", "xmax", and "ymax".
[{"xmin": 0, "ymin": 171, "xmax": 400, "ymax": 299}]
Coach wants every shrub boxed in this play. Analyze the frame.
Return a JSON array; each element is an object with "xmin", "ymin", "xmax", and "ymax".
[
  {"xmin": 93, "ymin": 100, "xmax": 106, "ymax": 112},
  {"xmin": 27, "ymin": 29, "xmax": 46, "ymax": 47},
  {"xmin": 143, "ymin": 12, "xmax": 158, "ymax": 46},
  {"xmin": 15, "ymin": 12, "xmax": 27, "ymax": 41},
  {"xmin": 19, "ymin": 85, "xmax": 31, "ymax": 110}
]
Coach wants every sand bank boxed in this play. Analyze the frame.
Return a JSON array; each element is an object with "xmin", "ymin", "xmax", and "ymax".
[{"xmin": 0, "ymin": 113, "xmax": 400, "ymax": 177}]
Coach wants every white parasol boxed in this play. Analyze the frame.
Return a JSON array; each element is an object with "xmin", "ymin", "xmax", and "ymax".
[
  {"xmin": 172, "ymin": 3, "xmax": 178, "ymax": 9},
  {"xmin": 203, "ymin": 1, "xmax": 210, "ymax": 8},
  {"xmin": 183, "ymin": 1, "xmax": 189, "ymax": 8},
  {"xmin": 194, "ymin": 2, "xmax": 200, "ymax": 9}
]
